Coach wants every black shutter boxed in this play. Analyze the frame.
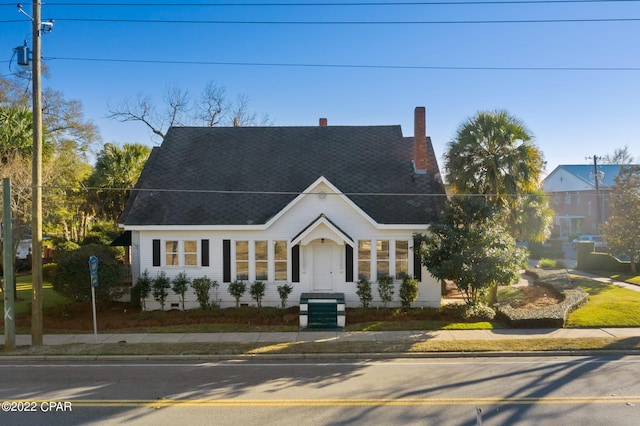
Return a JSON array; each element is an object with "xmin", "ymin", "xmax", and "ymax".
[
  {"xmin": 345, "ymin": 244, "xmax": 354, "ymax": 282},
  {"xmin": 413, "ymin": 238, "xmax": 422, "ymax": 280},
  {"xmin": 201, "ymin": 239, "xmax": 210, "ymax": 267},
  {"xmin": 152, "ymin": 239, "xmax": 161, "ymax": 266},
  {"xmin": 291, "ymin": 245, "xmax": 300, "ymax": 283},
  {"xmin": 223, "ymin": 240, "xmax": 231, "ymax": 283}
]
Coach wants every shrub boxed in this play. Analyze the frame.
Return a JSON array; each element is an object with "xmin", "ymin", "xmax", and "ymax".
[
  {"xmin": 399, "ymin": 276, "xmax": 419, "ymax": 308},
  {"xmin": 52, "ymin": 244, "xmax": 124, "ymax": 303},
  {"xmin": 42, "ymin": 263, "xmax": 56, "ymax": 281},
  {"xmin": 377, "ymin": 275, "xmax": 394, "ymax": 308},
  {"xmin": 538, "ymin": 258, "xmax": 567, "ymax": 270},
  {"xmin": 171, "ymin": 271, "xmax": 191, "ymax": 310},
  {"xmin": 228, "ymin": 280, "xmax": 247, "ymax": 308},
  {"xmin": 134, "ymin": 269, "xmax": 152, "ymax": 310},
  {"xmin": 277, "ymin": 283, "xmax": 293, "ymax": 309},
  {"xmin": 152, "ymin": 271, "xmax": 171, "ymax": 311},
  {"xmin": 528, "ymin": 241, "xmax": 564, "ymax": 260},
  {"xmin": 439, "ymin": 303, "xmax": 467, "ymax": 321},
  {"xmin": 356, "ymin": 278, "xmax": 373, "ymax": 308},
  {"xmin": 463, "ymin": 302, "xmax": 496, "ymax": 321},
  {"xmin": 53, "ymin": 240, "xmax": 80, "ymax": 254},
  {"xmin": 250, "ymin": 280, "xmax": 266, "ymax": 308},
  {"xmin": 192, "ymin": 276, "xmax": 218, "ymax": 310}
]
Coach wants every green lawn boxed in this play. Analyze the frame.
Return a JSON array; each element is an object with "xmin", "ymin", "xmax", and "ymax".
[
  {"xmin": 566, "ymin": 277, "xmax": 640, "ymax": 327},
  {"xmin": 4, "ymin": 273, "xmax": 640, "ymax": 332},
  {"xmin": 602, "ymin": 272, "xmax": 640, "ymax": 286},
  {"xmin": 1, "ymin": 274, "xmax": 70, "ymax": 315}
]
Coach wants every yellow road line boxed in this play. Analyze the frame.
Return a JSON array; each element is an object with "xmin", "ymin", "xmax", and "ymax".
[{"xmin": 9, "ymin": 397, "xmax": 639, "ymax": 408}]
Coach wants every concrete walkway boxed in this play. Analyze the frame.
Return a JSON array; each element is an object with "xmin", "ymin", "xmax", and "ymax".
[{"xmin": 3, "ymin": 327, "xmax": 640, "ymax": 347}]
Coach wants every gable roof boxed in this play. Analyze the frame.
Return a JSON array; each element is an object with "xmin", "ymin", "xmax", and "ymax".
[
  {"xmin": 544, "ymin": 164, "xmax": 640, "ymax": 191},
  {"xmin": 120, "ymin": 125, "xmax": 446, "ymax": 227}
]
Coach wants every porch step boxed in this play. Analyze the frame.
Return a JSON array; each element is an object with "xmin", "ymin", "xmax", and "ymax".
[{"xmin": 299, "ymin": 293, "xmax": 345, "ymax": 330}]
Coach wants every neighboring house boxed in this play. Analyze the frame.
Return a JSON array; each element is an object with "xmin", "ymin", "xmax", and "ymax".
[
  {"xmin": 119, "ymin": 107, "xmax": 447, "ymax": 310},
  {"xmin": 542, "ymin": 164, "xmax": 639, "ymax": 238},
  {"xmin": 16, "ymin": 239, "xmax": 32, "ymax": 260}
]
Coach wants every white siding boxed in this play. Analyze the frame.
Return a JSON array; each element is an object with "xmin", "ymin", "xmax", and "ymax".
[
  {"xmin": 130, "ymin": 180, "xmax": 440, "ymax": 310},
  {"xmin": 543, "ymin": 168, "xmax": 593, "ymax": 192}
]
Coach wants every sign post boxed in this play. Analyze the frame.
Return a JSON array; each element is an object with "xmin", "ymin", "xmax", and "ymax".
[{"xmin": 89, "ymin": 255, "xmax": 98, "ymax": 342}]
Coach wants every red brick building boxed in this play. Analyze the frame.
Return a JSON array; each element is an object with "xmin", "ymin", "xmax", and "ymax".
[{"xmin": 542, "ymin": 164, "xmax": 637, "ymax": 239}]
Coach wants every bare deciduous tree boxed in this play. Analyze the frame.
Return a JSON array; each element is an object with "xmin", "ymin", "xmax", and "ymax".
[
  {"xmin": 108, "ymin": 94, "xmax": 165, "ymax": 139},
  {"xmin": 195, "ymin": 81, "xmax": 226, "ymax": 127},
  {"xmin": 602, "ymin": 145, "xmax": 636, "ymax": 165},
  {"xmin": 108, "ymin": 81, "xmax": 271, "ymax": 140}
]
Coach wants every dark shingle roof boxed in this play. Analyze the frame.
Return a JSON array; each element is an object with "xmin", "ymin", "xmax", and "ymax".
[{"xmin": 120, "ymin": 125, "xmax": 446, "ymax": 226}]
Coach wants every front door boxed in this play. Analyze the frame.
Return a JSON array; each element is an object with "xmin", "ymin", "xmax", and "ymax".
[{"xmin": 313, "ymin": 243, "xmax": 334, "ymax": 291}]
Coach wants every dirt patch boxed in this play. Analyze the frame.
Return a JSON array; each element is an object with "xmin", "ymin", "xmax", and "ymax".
[
  {"xmin": 8, "ymin": 303, "xmax": 303, "ymax": 331},
  {"xmin": 442, "ymin": 274, "xmax": 563, "ymax": 309},
  {"xmin": 511, "ymin": 285, "xmax": 563, "ymax": 309},
  {"xmin": 7, "ymin": 302, "xmax": 460, "ymax": 332}
]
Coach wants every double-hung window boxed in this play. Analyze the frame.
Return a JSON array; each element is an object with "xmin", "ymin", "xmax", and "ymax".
[
  {"xmin": 395, "ymin": 240, "xmax": 409, "ymax": 279},
  {"xmin": 274, "ymin": 240, "xmax": 288, "ymax": 281},
  {"xmin": 358, "ymin": 240, "xmax": 371, "ymax": 280},
  {"xmin": 376, "ymin": 240, "xmax": 390, "ymax": 277},
  {"xmin": 255, "ymin": 240, "xmax": 268, "ymax": 280},
  {"xmin": 236, "ymin": 241, "xmax": 249, "ymax": 280},
  {"xmin": 164, "ymin": 240, "xmax": 198, "ymax": 267},
  {"xmin": 165, "ymin": 241, "xmax": 179, "ymax": 266}
]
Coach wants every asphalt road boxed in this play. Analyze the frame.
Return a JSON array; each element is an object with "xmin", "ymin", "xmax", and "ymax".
[{"xmin": 1, "ymin": 355, "xmax": 639, "ymax": 425}]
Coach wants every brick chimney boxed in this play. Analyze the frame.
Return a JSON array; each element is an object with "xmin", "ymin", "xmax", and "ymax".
[
  {"xmin": 319, "ymin": 118, "xmax": 328, "ymax": 127},
  {"xmin": 414, "ymin": 107, "xmax": 428, "ymax": 172}
]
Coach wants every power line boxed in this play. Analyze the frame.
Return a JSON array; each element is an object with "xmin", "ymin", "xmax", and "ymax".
[
  {"xmin": 4, "ymin": 0, "xmax": 640, "ymax": 6},
  {"xmin": 31, "ymin": 184, "xmax": 631, "ymax": 198},
  {"xmin": 29, "ymin": 17, "xmax": 640, "ymax": 25},
  {"xmin": 45, "ymin": 56, "xmax": 640, "ymax": 71}
]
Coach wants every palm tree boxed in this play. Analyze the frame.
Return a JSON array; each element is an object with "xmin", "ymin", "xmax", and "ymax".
[
  {"xmin": 86, "ymin": 143, "xmax": 151, "ymax": 226},
  {"xmin": 0, "ymin": 105, "xmax": 53, "ymax": 163},
  {"xmin": 444, "ymin": 110, "xmax": 549, "ymax": 241}
]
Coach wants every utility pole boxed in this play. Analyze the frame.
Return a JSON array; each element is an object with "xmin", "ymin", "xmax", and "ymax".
[
  {"xmin": 587, "ymin": 155, "xmax": 602, "ymax": 231},
  {"xmin": 3, "ymin": 178, "xmax": 16, "ymax": 351},
  {"xmin": 31, "ymin": 1, "xmax": 44, "ymax": 346}
]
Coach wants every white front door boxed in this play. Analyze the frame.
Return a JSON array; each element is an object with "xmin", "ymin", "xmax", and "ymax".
[{"xmin": 313, "ymin": 243, "xmax": 334, "ymax": 291}]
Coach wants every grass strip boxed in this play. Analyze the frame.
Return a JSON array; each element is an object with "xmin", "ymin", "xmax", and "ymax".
[{"xmin": 2, "ymin": 337, "xmax": 640, "ymax": 357}]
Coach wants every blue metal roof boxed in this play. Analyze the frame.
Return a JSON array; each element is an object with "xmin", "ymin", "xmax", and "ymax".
[{"xmin": 558, "ymin": 164, "xmax": 639, "ymax": 188}]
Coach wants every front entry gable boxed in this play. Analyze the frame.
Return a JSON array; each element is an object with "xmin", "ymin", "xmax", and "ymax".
[
  {"xmin": 291, "ymin": 214, "xmax": 354, "ymax": 247},
  {"xmin": 265, "ymin": 176, "xmax": 379, "ymax": 231}
]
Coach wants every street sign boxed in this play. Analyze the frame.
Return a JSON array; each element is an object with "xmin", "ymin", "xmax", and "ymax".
[
  {"xmin": 89, "ymin": 255, "xmax": 98, "ymax": 287},
  {"xmin": 88, "ymin": 255, "xmax": 99, "ymax": 341}
]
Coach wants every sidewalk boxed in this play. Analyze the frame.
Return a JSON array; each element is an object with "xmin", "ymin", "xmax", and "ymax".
[
  {"xmin": 3, "ymin": 263, "xmax": 639, "ymax": 349},
  {"xmin": 4, "ymin": 327, "xmax": 640, "ymax": 347}
]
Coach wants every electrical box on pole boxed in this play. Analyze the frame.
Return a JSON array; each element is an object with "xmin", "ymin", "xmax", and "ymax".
[{"xmin": 15, "ymin": 45, "xmax": 30, "ymax": 66}]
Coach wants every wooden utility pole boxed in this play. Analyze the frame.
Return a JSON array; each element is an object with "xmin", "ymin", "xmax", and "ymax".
[
  {"xmin": 31, "ymin": 0, "xmax": 44, "ymax": 346},
  {"xmin": 590, "ymin": 155, "xmax": 602, "ymax": 229},
  {"xmin": 3, "ymin": 178, "xmax": 16, "ymax": 351}
]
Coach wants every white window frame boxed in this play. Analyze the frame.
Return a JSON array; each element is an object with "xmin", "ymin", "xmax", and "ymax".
[
  {"xmin": 235, "ymin": 240, "xmax": 249, "ymax": 281},
  {"xmin": 255, "ymin": 240, "xmax": 268, "ymax": 281},
  {"xmin": 395, "ymin": 240, "xmax": 409, "ymax": 280},
  {"xmin": 273, "ymin": 240, "xmax": 288, "ymax": 281},
  {"xmin": 357, "ymin": 240, "xmax": 372, "ymax": 280},
  {"xmin": 164, "ymin": 240, "xmax": 199, "ymax": 268}
]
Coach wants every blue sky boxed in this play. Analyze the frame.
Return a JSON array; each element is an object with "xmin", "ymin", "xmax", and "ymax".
[{"xmin": 2, "ymin": 1, "xmax": 640, "ymax": 176}]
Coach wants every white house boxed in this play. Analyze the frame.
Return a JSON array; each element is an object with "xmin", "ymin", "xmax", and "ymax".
[{"xmin": 119, "ymin": 107, "xmax": 447, "ymax": 311}]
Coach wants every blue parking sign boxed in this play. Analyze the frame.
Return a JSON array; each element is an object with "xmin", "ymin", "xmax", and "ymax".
[{"xmin": 89, "ymin": 255, "xmax": 98, "ymax": 287}]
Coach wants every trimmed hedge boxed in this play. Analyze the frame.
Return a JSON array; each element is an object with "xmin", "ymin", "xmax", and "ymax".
[
  {"xmin": 495, "ymin": 269, "xmax": 588, "ymax": 328},
  {"xmin": 52, "ymin": 244, "xmax": 124, "ymax": 303}
]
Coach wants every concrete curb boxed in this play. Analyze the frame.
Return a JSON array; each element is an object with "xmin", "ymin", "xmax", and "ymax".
[{"xmin": 1, "ymin": 349, "xmax": 639, "ymax": 362}]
